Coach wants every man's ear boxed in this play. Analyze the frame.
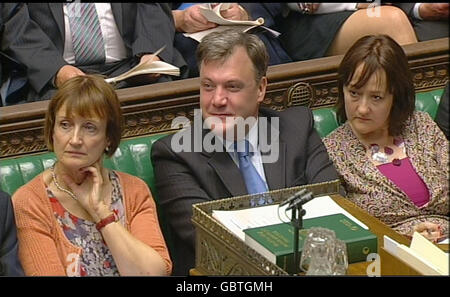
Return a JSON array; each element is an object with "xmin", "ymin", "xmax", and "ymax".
[{"xmin": 257, "ymin": 76, "xmax": 267, "ymax": 103}]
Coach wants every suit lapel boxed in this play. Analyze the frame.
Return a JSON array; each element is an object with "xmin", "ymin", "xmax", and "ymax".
[
  {"xmin": 207, "ymin": 152, "xmax": 248, "ymax": 197},
  {"xmin": 263, "ymin": 141, "xmax": 286, "ymax": 191},
  {"xmin": 260, "ymin": 110, "xmax": 286, "ymax": 190},
  {"xmin": 111, "ymin": 3, "xmax": 123, "ymax": 36},
  {"xmin": 198, "ymin": 126, "xmax": 247, "ymax": 197},
  {"xmin": 49, "ymin": 3, "xmax": 65, "ymax": 42}
]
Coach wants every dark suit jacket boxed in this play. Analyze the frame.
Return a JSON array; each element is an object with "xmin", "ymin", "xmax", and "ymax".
[
  {"xmin": 20, "ymin": 3, "xmax": 187, "ymax": 99},
  {"xmin": 151, "ymin": 106, "xmax": 339, "ymax": 275},
  {"xmin": 396, "ymin": 3, "xmax": 449, "ymax": 42},
  {"xmin": 1, "ymin": 3, "xmax": 43, "ymax": 105},
  {"xmin": 0, "ymin": 191, "xmax": 24, "ymax": 276}
]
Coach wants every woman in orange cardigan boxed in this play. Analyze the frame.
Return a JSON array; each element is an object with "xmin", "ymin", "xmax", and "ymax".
[{"xmin": 12, "ymin": 75, "xmax": 172, "ymax": 276}]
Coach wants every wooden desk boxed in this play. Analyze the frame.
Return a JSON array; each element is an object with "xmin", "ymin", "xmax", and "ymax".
[{"xmin": 191, "ymin": 194, "xmax": 419, "ymax": 276}]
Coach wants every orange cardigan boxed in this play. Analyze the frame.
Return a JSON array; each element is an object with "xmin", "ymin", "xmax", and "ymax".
[{"xmin": 12, "ymin": 171, "xmax": 172, "ymax": 276}]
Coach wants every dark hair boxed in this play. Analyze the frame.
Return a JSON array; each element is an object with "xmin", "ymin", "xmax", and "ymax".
[
  {"xmin": 336, "ymin": 34, "xmax": 415, "ymax": 136},
  {"xmin": 196, "ymin": 29, "xmax": 269, "ymax": 83},
  {"xmin": 44, "ymin": 75, "xmax": 123, "ymax": 157}
]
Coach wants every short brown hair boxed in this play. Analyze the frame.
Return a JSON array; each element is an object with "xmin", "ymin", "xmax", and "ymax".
[
  {"xmin": 44, "ymin": 75, "xmax": 122, "ymax": 157},
  {"xmin": 336, "ymin": 35, "xmax": 415, "ymax": 136},
  {"xmin": 196, "ymin": 29, "xmax": 269, "ymax": 83}
]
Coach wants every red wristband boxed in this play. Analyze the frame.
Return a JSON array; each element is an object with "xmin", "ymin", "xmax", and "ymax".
[{"xmin": 96, "ymin": 212, "xmax": 118, "ymax": 232}]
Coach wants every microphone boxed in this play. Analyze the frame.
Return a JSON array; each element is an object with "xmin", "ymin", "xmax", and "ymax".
[
  {"xmin": 279, "ymin": 189, "xmax": 308, "ymax": 207},
  {"xmin": 286, "ymin": 191, "xmax": 314, "ymax": 211}
]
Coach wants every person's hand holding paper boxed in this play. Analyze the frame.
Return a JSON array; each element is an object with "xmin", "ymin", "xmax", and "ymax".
[
  {"xmin": 176, "ymin": 4, "xmax": 218, "ymax": 33},
  {"xmin": 126, "ymin": 51, "xmax": 162, "ymax": 85},
  {"xmin": 104, "ymin": 46, "xmax": 180, "ymax": 84},
  {"xmin": 183, "ymin": 3, "xmax": 264, "ymax": 43},
  {"xmin": 217, "ymin": 3, "xmax": 249, "ymax": 21}
]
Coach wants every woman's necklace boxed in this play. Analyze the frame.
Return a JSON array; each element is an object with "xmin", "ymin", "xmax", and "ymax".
[
  {"xmin": 368, "ymin": 137, "xmax": 405, "ymax": 166},
  {"xmin": 51, "ymin": 164, "xmax": 78, "ymax": 201}
]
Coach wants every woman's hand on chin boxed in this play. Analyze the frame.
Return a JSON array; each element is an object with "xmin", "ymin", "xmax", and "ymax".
[{"xmin": 62, "ymin": 163, "xmax": 111, "ymax": 222}]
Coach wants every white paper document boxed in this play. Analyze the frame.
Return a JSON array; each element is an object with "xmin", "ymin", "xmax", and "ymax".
[
  {"xmin": 383, "ymin": 234, "xmax": 449, "ymax": 275},
  {"xmin": 183, "ymin": 3, "xmax": 269, "ymax": 43},
  {"xmin": 212, "ymin": 195, "xmax": 368, "ymax": 241},
  {"xmin": 105, "ymin": 46, "xmax": 180, "ymax": 84}
]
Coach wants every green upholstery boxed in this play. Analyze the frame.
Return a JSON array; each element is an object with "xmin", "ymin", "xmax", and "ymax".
[
  {"xmin": 312, "ymin": 107, "xmax": 340, "ymax": 139},
  {"xmin": 313, "ymin": 88, "xmax": 445, "ymax": 138},
  {"xmin": 414, "ymin": 88, "xmax": 443, "ymax": 119},
  {"xmin": 0, "ymin": 153, "xmax": 57, "ymax": 196}
]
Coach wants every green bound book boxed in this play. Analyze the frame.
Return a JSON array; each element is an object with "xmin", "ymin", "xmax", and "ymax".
[{"xmin": 243, "ymin": 213, "xmax": 377, "ymax": 274}]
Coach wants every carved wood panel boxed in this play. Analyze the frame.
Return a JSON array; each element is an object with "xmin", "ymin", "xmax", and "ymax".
[{"xmin": 1, "ymin": 38, "xmax": 448, "ymax": 159}]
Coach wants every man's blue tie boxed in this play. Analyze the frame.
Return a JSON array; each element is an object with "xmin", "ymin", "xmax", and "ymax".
[{"xmin": 236, "ymin": 140, "xmax": 268, "ymax": 195}]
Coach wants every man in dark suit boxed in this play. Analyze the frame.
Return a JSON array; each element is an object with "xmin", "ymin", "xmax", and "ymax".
[
  {"xmin": 14, "ymin": 3, "xmax": 187, "ymax": 102},
  {"xmin": 151, "ymin": 30, "xmax": 339, "ymax": 275},
  {"xmin": 0, "ymin": 190, "xmax": 24, "ymax": 276},
  {"xmin": 396, "ymin": 3, "xmax": 448, "ymax": 42},
  {"xmin": 1, "ymin": 3, "xmax": 49, "ymax": 105}
]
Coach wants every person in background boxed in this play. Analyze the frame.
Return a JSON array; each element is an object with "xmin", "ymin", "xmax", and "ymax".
[
  {"xmin": 12, "ymin": 75, "xmax": 171, "ymax": 276},
  {"xmin": 152, "ymin": 29, "xmax": 338, "ymax": 275},
  {"xmin": 396, "ymin": 3, "xmax": 449, "ymax": 41},
  {"xmin": 14, "ymin": 3, "xmax": 187, "ymax": 102},
  {"xmin": 1, "ymin": 3, "xmax": 55, "ymax": 106},
  {"xmin": 0, "ymin": 190, "xmax": 24, "ymax": 276},
  {"xmin": 172, "ymin": 3, "xmax": 291, "ymax": 77},
  {"xmin": 323, "ymin": 35, "xmax": 449, "ymax": 243},
  {"xmin": 280, "ymin": 3, "xmax": 418, "ymax": 61}
]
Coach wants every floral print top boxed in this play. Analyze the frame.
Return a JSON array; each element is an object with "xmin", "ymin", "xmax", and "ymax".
[
  {"xmin": 323, "ymin": 111, "xmax": 449, "ymax": 237},
  {"xmin": 47, "ymin": 171, "xmax": 125, "ymax": 276}
]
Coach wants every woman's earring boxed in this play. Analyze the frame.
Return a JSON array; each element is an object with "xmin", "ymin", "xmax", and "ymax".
[{"xmin": 105, "ymin": 146, "xmax": 110, "ymax": 153}]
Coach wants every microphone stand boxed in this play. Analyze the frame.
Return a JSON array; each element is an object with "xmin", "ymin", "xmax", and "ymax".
[
  {"xmin": 291, "ymin": 204, "xmax": 306, "ymax": 275},
  {"xmin": 284, "ymin": 190, "xmax": 314, "ymax": 275}
]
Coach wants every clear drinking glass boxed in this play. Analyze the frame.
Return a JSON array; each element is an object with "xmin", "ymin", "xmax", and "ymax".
[
  {"xmin": 333, "ymin": 239, "xmax": 348, "ymax": 275},
  {"xmin": 300, "ymin": 227, "xmax": 336, "ymax": 275}
]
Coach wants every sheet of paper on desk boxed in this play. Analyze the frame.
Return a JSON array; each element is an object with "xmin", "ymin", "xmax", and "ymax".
[
  {"xmin": 385, "ymin": 233, "xmax": 449, "ymax": 275},
  {"xmin": 212, "ymin": 195, "xmax": 368, "ymax": 241},
  {"xmin": 410, "ymin": 232, "xmax": 449, "ymax": 275}
]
